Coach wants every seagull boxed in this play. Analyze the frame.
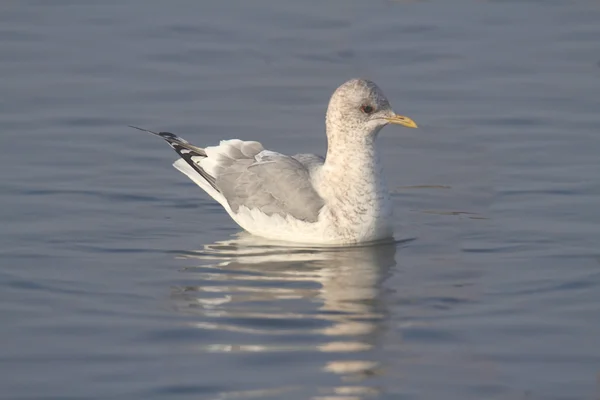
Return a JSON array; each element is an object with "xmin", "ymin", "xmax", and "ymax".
[{"xmin": 132, "ymin": 78, "xmax": 417, "ymax": 245}]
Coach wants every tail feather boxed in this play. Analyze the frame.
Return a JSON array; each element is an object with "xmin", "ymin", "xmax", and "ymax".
[{"xmin": 129, "ymin": 125, "xmax": 218, "ymax": 191}]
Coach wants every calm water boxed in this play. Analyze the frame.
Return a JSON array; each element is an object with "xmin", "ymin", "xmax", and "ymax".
[{"xmin": 1, "ymin": 1, "xmax": 600, "ymax": 399}]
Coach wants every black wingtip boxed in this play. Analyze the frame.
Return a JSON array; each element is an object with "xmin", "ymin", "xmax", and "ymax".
[
  {"xmin": 128, "ymin": 125, "xmax": 183, "ymax": 142},
  {"xmin": 128, "ymin": 125, "xmax": 161, "ymax": 136},
  {"xmin": 129, "ymin": 125, "xmax": 217, "ymax": 192}
]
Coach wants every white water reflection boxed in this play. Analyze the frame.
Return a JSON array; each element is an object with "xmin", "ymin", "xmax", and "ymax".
[{"xmin": 170, "ymin": 233, "xmax": 407, "ymax": 397}]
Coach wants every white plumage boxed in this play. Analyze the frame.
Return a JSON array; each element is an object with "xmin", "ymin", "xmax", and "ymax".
[{"xmin": 135, "ymin": 78, "xmax": 418, "ymax": 244}]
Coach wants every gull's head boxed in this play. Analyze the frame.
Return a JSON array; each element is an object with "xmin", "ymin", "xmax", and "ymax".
[{"xmin": 326, "ymin": 78, "xmax": 417, "ymax": 140}]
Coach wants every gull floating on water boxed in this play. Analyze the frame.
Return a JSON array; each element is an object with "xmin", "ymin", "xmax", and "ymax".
[{"xmin": 132, "ymin": 78, "xmax": 417, "ymax": 244}]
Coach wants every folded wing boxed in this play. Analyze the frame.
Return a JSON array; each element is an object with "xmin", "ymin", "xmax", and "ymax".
[
  {"xmin": 216, "ymin": 150, "xmax": 325, "ymax": 223},
  {"xmin": 134, "ymin": 125, "xmax": 325, "ymax": 223}
]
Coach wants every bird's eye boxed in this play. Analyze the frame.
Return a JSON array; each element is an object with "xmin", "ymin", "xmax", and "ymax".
[{"xmin": 360, "ymin": 105, "xmax": 374, "ymax": 114}]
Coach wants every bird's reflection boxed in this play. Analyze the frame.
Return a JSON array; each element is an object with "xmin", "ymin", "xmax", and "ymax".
[{"xmin": 170, "ymin": 233, "xmax": 407, "ymax": 397}]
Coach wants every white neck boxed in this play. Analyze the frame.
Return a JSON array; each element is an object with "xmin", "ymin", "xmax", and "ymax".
[{"xmin": 316, "ymin": 129, "xmax": 393, "ymax": 241}]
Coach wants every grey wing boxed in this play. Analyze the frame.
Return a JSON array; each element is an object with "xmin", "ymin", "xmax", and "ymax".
[
  {"xmin": 292, "ymin": 153, "xmax": 325, "ymax": 175},
  {"xmin": 216, "ymin": 151, "xmax": 325, "ymax": 223}
]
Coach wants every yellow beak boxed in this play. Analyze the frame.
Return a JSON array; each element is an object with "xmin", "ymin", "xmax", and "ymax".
[{"xmin": 385, "ymin": 114, "xmax": 418, "ymax": 128}]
